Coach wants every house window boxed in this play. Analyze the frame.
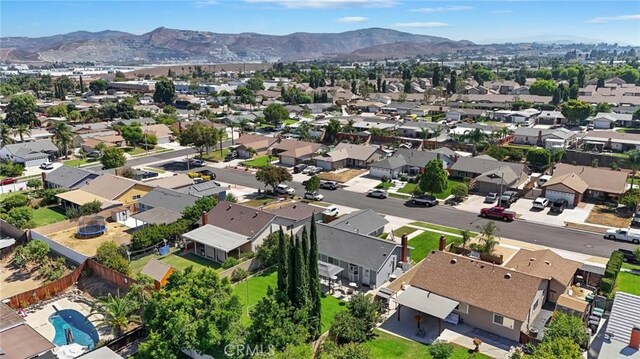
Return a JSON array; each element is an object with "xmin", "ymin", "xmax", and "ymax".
[
  {"xmin": 532, "ymin": 298, "xmax": 539, "ymax": 311},
  {"xmin": 328, "ymin": 257, "xmax": 338, "ymax": 265},
  {"xmin": 492, "ymin": 313, "xmax": 514, "ymax": 329},
  {"xmin": 132, "ymin": 195, "xmax": 141, "ymax": 200},
  {"xmin": 455, "ymin": 303, "xmax": 469, "ymax": 314}
]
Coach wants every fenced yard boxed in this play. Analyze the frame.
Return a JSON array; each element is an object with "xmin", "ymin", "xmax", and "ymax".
[
  {"xmin": 32, "ymin": 206, "xmax": 67, "ymax": 227},
  {"xmin": 46, "ymin": 221, "xmax": 132, "ymax": 257},
  {"xmin": 129, "ymin": 248, "xmax": 221, "ymax": 274}
]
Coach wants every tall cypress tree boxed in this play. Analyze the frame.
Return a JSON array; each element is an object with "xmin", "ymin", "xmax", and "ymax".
[
  {"xmin": 294, "ymin": 234, "xmax": 309, "ymax": 308},
  {"xmin": 308, "ymin": 217, "xmax": 321, "ymax": 337},
  {"xmin": 79, "ymin": 75, "xmax": 85, "ymax": 93},
  {"xmin": 301, "ymin": 226, "xmax": 309, "ymax": 266},
  {"xmin": 287, "ymin": 234, "xmax": 297, "ymax": 304},
  {"xmin": 276, "ymin": 227, "xmax": 289, "ymax": 300}
]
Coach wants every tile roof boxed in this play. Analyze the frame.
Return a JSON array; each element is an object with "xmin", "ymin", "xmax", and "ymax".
[
  {"xmin": 203, "ymin": 202, "xmax": 276, "ymax": 237},
  {"xmin": 327, "ymin": 209, "xmax": 388, "ymax": 236},
  {"xmin": 137, "ymin": 187, "xmax": 198, "ymax": 214},
  {"xmin": 44, "ymin": 165, "xmax": 97, "ymax": 189},
  {"xmin": 504, "ymin": 249, "xmax": 580, "ymax": 285},
  {"xmin": 552, "ymin": 164, "xmax": 627, "ymax": 194},
  {"xmin": 141, "ymin": 259, "xmax": 173, "ymax": 282},
  {"xmin": 541, "ymin": 172, "xmax": 589, "ymax": 193}
]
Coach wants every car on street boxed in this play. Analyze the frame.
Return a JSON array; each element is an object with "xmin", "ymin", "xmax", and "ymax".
[
  {"xmin": 550, "ymin": 199, "xmax": 569, "ymax": 213},
  {"xmin": 605, "ymin": 228, "xmax": 640, "ymax": 244},
  {"xmin": 532, "ymin": 197, "xmax": 550, "ymax": 209},
  {"xmin": 367, "ymin": 189, "xmax": 388, "ymax": 199},
  {"xmin": 197, "ymin": 169, "xmax": 217, "ymax": 180},
  {"xmin": 320, "ymin": 181, "xmax": 339, "ymax": 190},
  {"xmin": 484, "ymin": 193, "xmax": 498, "ymax": 203},
  {"xmin": 275, "ymin": 183, "xmax": 295, "ymax": 195},
  {"xmin": 191, "ymin": 159, "xmax": 206, "ymax": 167},
  {"xmin": 480, "ymin": 206, "xmax": 516, "ymax": 221},
  {"xmin": 0, "ymin": 177, "xmax": 17, "ymax": 186},
  {"xmin": 304, "ymin": 192, "xmax": 324, "ymax": 201},
  {"xmin": 322, "ymin": 205, "xmax": 339, "ymax": 217},
  {"xmin": 39, "ymin": 162, "xmax": 54, "ymax": 170},
  {"xmin": 410, "ymin": 195, "xmax": 438, "ymax": 207},
  {"xmin": 293, "ymin": 164, "xmax": 308, "ymax": 173},
  {"xmin": 619, "ymin": 248, "xmax": 640, "ymax": 264}
]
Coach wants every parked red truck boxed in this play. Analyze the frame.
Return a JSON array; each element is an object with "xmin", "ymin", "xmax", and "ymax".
[{"xmin": 480, "ymin": 206, "xmax": 516, "ymax": 221}]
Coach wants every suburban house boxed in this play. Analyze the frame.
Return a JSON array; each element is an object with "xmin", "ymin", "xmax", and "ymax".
[
  {"xmin": 56, "ymin": 174, "xmax": 153, "ymax": 209},
  {"xmin": 589, "ymin": 112, "xmax": 634, "ymax": 129},
  {"xmin": 512, "ymin": 128, "xmax": 576, "ymax": 148},
  {"xmin": 176, "ymin": 181, "xmax": 227, "ymax": 200},
  {"xmin": 141, "ymin": 259, "xmax": 176, "ymax": 290},
  {"xmin": 450, "ymin": 156, "xmax": 527, "ymax": 181},
  {"xmin": 316, "ymin": 221, "xmax": 407, "ymax": 288},
  {"xmin": 235, "ymin": 134, "xmax": 278, "ymax": 158},
  {"xmin": 143, "ymin": 174, "xmax": 194, "ymax": 189},
  {"xmin": 578, "ymin": 131, "xmax": 640, "ymax": 152},
  {"xmin": 445, "ymin": 108, "xmax": 487, "ymax": 122},
  {"xmin": 368, "ymin": 149, "xmax": 454, "ymax": 179},
  {"xmin": 473, "ymin": 165, "xmax": 529, "ymax": 194},
  {"xmin": 313, "ymin": 143, "xmax": 386, "ymax": 170},
  {"xmin": 132, "ymin": 187, "xmax": 198, "ymax": 226},
  {"xmin": 0, "ymin": 140, "xmax": 58, "ymax": 167},
  {"xmin": 270, "ymin": 139, "xmax": 325, "ymax": 166},
  {"xmin": 542, "ymin": 163, "xmax": 628, "ymax": 202},
  {"xmin": 381, "ymin": 102, "xmax": 418, "ymax": 115},
  {"xmin": 8, "ymin": 128, "xmax": 54, "ymax": 143},
  {"xmin": 181, "ymin": 202, "xmax": 277, "ymax": 263},
  {"xmin": 397, "ymin": 121, "xmax": 444, "ymax": 139},
  {"xmin": 536, "ymin": 111, "xmax": 566, "ymax": 125},
  {"xmin": 398, "ymin": 250, "xmax": 550, "ymax": 343},
  {"xmin": 80, "ymin": 135, "xmax": 126, "ymax": 153},
  {"xmin": 0, "ymin": 303, "xmax": 55, "ymax": 359},
  {"xmin": 596, "ymin": 292, "xmax": 640, "ymax": 359},
  {"xmin": 264, "ymin": 201, "xmax": 322, "ymax": 232},
  {"xmin": 42, "ymin": 165, "xmax": 99, "ymax": 190},
  {"xmin": 141, "ymin": 124, "xmax": 174, "ymax": 144},
  {"xmin": 71, "ymin": 130, "xmax": 119, "ymax": 148},
  {"xmin": 325, "ymin": 208, "xmax": 388, "ymax": 237}
]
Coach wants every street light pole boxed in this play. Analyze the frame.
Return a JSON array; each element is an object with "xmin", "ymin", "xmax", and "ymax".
[{"xmin": 498, "ymin": 171, "xmax": 504, "ymax": 207}]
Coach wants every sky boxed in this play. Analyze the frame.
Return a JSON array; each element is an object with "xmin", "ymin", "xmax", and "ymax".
[{"xmin": 1, "ymin": 0, "xmax": 639, "ymax": 45}]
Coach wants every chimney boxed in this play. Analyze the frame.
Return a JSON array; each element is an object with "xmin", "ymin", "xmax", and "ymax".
[
  {"xmin": 201, "ymin": 211, "xmax": 208, "ymax": 225},
  {"xmin": 631, "ymin": 326, "xmax": 640, "ymax": 350},
  {"xmin": 41, "ymin": 171, "xmax": 48, "ymax": 189},
  {"xmin": 401, "ymin": 234, "xmax": 409, "ymax": 263},
  {"xmin": 438, "ymin": 235, "xmax": 447, "ymax": 251}
]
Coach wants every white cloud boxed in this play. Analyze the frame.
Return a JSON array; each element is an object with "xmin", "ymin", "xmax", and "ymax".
[
  {"xmin": 587, "ymin": 14, "xmax": 640, "ymax": 23},
  {"xmin": 491, "ymin": 10, "xmax": 513, "ymax": 14},
  {"xmin": 194, "ymin": 0, "xmax": 218, "ymax": 7},
  {"xmin": 245, "ymin": 0, "xmax": 397, "ymax": 9},
  {"xmin": 338, "ymin": 16, "xmax": 369, "ymax": 23},
  {"xmin": 394, "ymin": 22, "xmax": 449, "ymax": 28},
  {"xmin": 410, "ymin": 5, "xmax": 473, "ymax": 13}
]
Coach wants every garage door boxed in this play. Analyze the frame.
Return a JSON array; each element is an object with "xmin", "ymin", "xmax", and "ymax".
[
  {"xmin": 545, "ymin": 190, "xmax": 575, "ymax": 206},
  {"xmin": 369, "ymin": 167, "xmax": 392, "ymax": 179},
  {"xmin": 280, "ymin": 156, "xmax": 296, "ymax": 166}
]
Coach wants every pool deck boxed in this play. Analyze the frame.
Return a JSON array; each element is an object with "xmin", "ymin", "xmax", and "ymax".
[{"xmin": 25, "ymin": 297, "xmax": 109, "ymax": 346}]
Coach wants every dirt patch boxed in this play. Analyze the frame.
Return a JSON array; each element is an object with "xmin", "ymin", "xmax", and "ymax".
[
  {"xmin": 318, "ymin": 169, "xmax": 366, "ymax": 183},
  {"xmin": 47, "ymin": 221, "xmax": 133, "ymax": 257},
  {"xmin": 0, "ymin": 258, "xmax": 46, "ymax": 299},
  {"xmin": 77, "ymin": 273, "xmax": 126, "ymax": 300},
  {"xmin": 129, "ymin": 63, "xmax": 272, "ymax": 79},
  {"xmin": 586, "ymin": 205, "xmax": 631, "ymax": 228},
  {"xmin": 565, "ymin": 222, "xmax": 609, "ymax": 234}
]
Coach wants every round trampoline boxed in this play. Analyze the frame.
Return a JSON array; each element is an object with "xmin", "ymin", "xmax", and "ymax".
[{"xmin": 76, "ymin": 215, "xmax": 107, "ymax": 238}]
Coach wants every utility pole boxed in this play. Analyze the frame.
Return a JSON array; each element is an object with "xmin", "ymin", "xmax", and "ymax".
[{"xmin": 498, "ymin": 171, "xmax": 504, "ymax": 207}]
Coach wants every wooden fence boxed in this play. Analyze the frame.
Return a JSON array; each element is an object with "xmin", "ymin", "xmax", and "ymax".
[
  {"xmin": 6, "ymin": 261, "xmax": 86, "ymax": 309},
  {"xmin": 86, "ymin": 259, "xmax": 136, "ymax": 291}
]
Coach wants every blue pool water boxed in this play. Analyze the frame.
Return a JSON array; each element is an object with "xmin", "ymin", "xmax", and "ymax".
[{"xmin": 49, "ymin": 309, "xmax": 99, "ymax": 349}]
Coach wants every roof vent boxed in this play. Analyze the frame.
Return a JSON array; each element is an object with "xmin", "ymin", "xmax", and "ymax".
[
  {"xmin": 450, "ymin": 259, "xmax": 457, "ymax": 264},
  {"xmin": 254, "ymin": 211, "xmax": 259, "ymax": 218},
  {"xmin": 505, "ymin": 273, "xmax": 512, "ymax": 279},
  {"xmin": 227, "ymin": 204, "xmax": 232, "ymax": 210},
  {"xmin": 544, "ymin": 260, "xmax": 551, "ymax": 266},
  {"xmin": 529, "ymin": 257, "xmax": 536, "ymax": 261}
]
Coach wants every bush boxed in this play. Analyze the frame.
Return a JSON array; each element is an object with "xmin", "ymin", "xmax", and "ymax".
[
  {"xmin": 130, "ymin": 220, "xmax": 189, "ymax": 250},
  {"xmin": 610, "ymin": 162, "xmax": 619, "ymax": 170},
  {"xmin": 1, "ymin": 193, "xmax": 30, "ymax": 213},
  {"xmin": 400, "ymin": 175, "xmax": 408, "ymax": 182},
  {"xmin": 381, "ymin": 176, "xmax": 389, "ymax": 183},
  {"xmin": 27, "ymin": 179, "xmax": 42, "ymax": 189},
  {"xmin": 451, "ymin": 183, "xmax": 468, "ymax": 199},
  {"xmin": 35, "ymin": 188, "xmax": 66, "ymax": 206},
  {"xmin": 230, "ymin": 268, "xmax": 249, "ymax": 283},
  {"xmin": 12, "ymin": 240, "xmax": 50, "ymax": 268},
  {"xmin": 240, "ymin": 251, "xmax": 255, "ymax": 260},
  {"xmin": 95, "ymin": 241, "xmax": 130, "ymax": 275},
  {"xmin": 429, "ymin": 340, "xmax": 454, "ymax": 359},
  {"xmin": 5, "ymin": 206, "xmax": 34, "ymax": 229},
  {"xmin": 222, "ymin": 257, "xmax": 240, "ymax": 269},
  {"xmin": 224, "ymin": 193, "xmax": 238, "ymax": 203},
  {"xmin": 119, "ymin": 167, "xmax": 136, "ymax": 179},
  {"xmin": 526, "ymin": 148, "xmax": 551, "ymax": 170},
  {"xmin": 38, "ymin": 257, "xmax": 67, "ymax": 282},
  {"xmin": 65, "ymin": 200, "xmax": 102, "ymax": 219},
  {"xmin": 0, "ymin": 161, "xmax": 25, "ymax": 176}
]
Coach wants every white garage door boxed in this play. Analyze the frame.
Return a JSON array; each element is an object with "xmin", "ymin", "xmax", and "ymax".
[
  {"xmin": 369, "ymin": 167, "xmax": 392, "ymax": 179},
  {"xmin": 280, "ymin": 156, "xmax": 296, "ymax": 166},
  {"xmin": 545, "ymin": 190, "xmax": 575, "ymax": 205}
]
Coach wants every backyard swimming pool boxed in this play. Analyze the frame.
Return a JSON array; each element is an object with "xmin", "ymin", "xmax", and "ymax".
[{"xmin": 49, "ymin": 309, "xmax": 99, "ymax": 349}]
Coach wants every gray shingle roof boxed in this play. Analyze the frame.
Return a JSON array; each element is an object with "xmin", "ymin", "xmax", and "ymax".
[
  {"xmin": 475, "ymin": 166, "xmax": 519, "ymax": 186},
  {"xmin": 369, "ymin": 155, "xmax": 406, "ymax": 170},
  {"xmin": 45, "ymin": 165, "xmax": 98, "ymax": 189},
  {"xmin": 204, "ymin": 202, "xmax": 276, "ymax": 238},
  {"xmin": 138, "ymin": 187, "xmax": 198, "ymax": 214},
  {"xmin": 334, "ymin": 143, "xmax": 382, "ymax": 161},
  {"xmin": 132, "ymin": 207, "xmax": 183, "ymax": 225},
  {"xmin": 176, "ymin": 181, "xmax": 227, "ymax": 198},
  {"xmin": 451, "ymin": 156, "xmax": 525, "ymax": 177},
  {"xmin": 317, "ymin": 223, "xmax": 399, "ymax": 271},
  {"xmin": 4, "ymin": 140, "xmax": 58, "ymax": 159},
  {"xmin": 327, "ymin": 209, "xmax": 388, "ymax": 236}
]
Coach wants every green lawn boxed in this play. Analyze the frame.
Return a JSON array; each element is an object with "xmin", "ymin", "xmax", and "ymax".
[
  {"xmin": 124, "ymin": 147, "xmax": 147, "ymax": 155},
  {"xmin": 616, "ymin": 128, "xmax": 640, "ymax": 134},
  {"xmin": 392, "ymin": 226, "xmax": 418, "ymax": 237},
  {"xmin": 627, "ymin": 176, "xmax": 639, "ymax": 185},
  {"xmin": 242, "ymin": 155, "xmax": 273, "ymax": 168},
  {"xmin": 408, "ymin": 231, "xmax": 455, "ymax": 262},
  {"xmin": 283, "ymin": 119, "xmax": 298, "ymax": 125},
  {"xmin": 389, "ymin": 192, "xmax": 410, "ymax": 200},
  {"xmin": 202, "ymin": 148, "xmax": 230, "ymax": 162},
  {"xmin": 409, "ymin": 222, "xmax": 478, "ymax": 237},
  {"xmin": 398, "ymin": 179, "xmax": 464, "ymax": 199},
  {"xmin": 31, "ymin": 206, "xmax": 67, "ymax": 227},
  {"xmin": 242, "ymin": 196, "xmax": 276, "ymax": 207},
  {"xmin": 375, "ymin": 182, "xmax": 394, "ymax": 190},
  {"xmin": 143, "ymin": 167, "xmax": 165, "ymax": 174},
  {"xmin": 130, "ymin": 250, "xmax": 221, "ymax": 274},
  {"xmin": 63, "ymin": 158, "xmax": 97, "ymax": 167},
  {"xmin": 616, "ymin": 271, "xmax": 640, "ymax": 296},
  {"xmin": 364, "ymin": 330, "xmax": 490, "ymax": 359},
  {"xmin": 233, "ymin": 270, "xmax": 346, "ymax": 331},
  {"xmin": 622, "ymin": 263, "xmax": 640, "ymax": 271}
]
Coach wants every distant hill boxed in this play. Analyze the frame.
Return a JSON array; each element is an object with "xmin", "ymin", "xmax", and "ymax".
[{"xmin": 0, "ymin": 27, "xmax": 475, "ymax": 63}]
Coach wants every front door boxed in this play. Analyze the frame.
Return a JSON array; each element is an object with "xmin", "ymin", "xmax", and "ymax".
[
  {"xmin": 362, "ymin": 269, "xmax": 370, "ymax": 286},
  {"xmin": 349, "ymin": 264, "xmax": 359, "ymax": 282}
]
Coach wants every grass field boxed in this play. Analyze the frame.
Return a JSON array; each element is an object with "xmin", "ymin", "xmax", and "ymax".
[
  {"xmin": 233, "ymin": 270, "xmax": 346, "ymax": 331},
  {"xmin": 409, "ymin": 222, "xmax": 478, "ymax": 237},
  {"xmin": 363, "ymin": 330, "xmax": 490, "ymax": 359},
  {"xmin": 283, "ymin": 119, "xmax": 299, "ymax": 125},
  {"xmin": 242, "ymin": 155, "xmax": 273, "ymax": 168},
  {"xmin": 202, "ymin": 148, "xmax": 231, "ymax": 162},
  {"xmin": 124, "ymin": 147, "xmax": 146, "ymax": 155},
  {"xmin": 398, "ymin": 179, "xmax": 464, "ymax": 199},
  {"xmin": 409, "ymin": 231, "xmax": 454, "ymax": 262},
  {"xmin": 31, "ymin": 206, "xmax": 67, "ymax": 227},
  {"xmin": 616, "ymin": 271, "xmax": 640, "ymax": 296},
  {"xmin": 63, "ymin": 158, "xmax": 96, "ymax": 167},
  {"xmin": 622, "ymin": 263, "xmax": 640, "ymax": 271},
  {"xmin": 375, "ymin": 182, "xmax": 394, "ymax": 190},
  {"xmin": 241, "ymin": 196, "xmax": 276, "ymax": 207},
  {"xmin": 130, "ymin": 250, "xmax": 221, "ymax": 274}
]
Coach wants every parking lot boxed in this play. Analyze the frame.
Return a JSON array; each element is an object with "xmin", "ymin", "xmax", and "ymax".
[{"xmin": 456, "ymin": 194, "xmax": 594, "ymax": 227}]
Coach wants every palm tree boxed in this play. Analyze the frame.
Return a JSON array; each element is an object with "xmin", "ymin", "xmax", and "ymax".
[
  {"xmin": 459, "ymin": 230, "xmax": 472, "ymax": 248},
  {"xmin": 52, "ymin": 122, "xmax": 74, "ymax": 159},
  {"xmin": 433, "ymin": 125, "xmax": 443, "ymax": 139},
  {"xmin": 238, "ymin": 118, "xmax": 250, "ymax": 136},
  {"xmin": 13, "ymin": 124, "xmax": 31, "ymax": 143},
  {"xmin": 419, "ymin": 127, "xmax": 431, "ymax": 139},
  {"xmin": 228, "ymin": 122, "xmax": 236, "ymax": 146},
  {"xmin": 0, "ymin": 124, "xmax": 15, "ymax": 147},
  {"xmin": 627, "ymin": 149, "xmax": 640, "ymax": 189},
  {"xmin": 475, "ymin": 221, "xmax": 500, "ymax": 254},
  {"xmin": 324, "ymin": 119, "xmax": 341, "ymax": 143},
  {"xmin": 463, "ymin": 128, "xmax": 487, "ymax": 154},
  {"xmin": 342, "ymin": 119, "xmax": 355, "ymax": 133},
  {"xmin": 90, "ymin": 293, "xmax": 140, "ymax": 335},
  {"xmin": 216, "ymin": 127, "xmax": 227, "ymax": 156}
]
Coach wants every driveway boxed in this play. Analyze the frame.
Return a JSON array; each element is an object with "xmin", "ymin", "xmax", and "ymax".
[
  {"xmin": 342, "ymin": 174, "xmax": 381, "ymax": 193},
  {"xmin": 456, "ymin": 195, "xmax": 594, "ymax": 227}
]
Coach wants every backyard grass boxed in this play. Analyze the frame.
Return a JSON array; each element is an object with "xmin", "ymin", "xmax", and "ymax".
[
  {"xmin": 318, "ymin": 169, "xmax": 366, "ymax": 183},
  {"xmin": 242, "ymin": 155, "xmax": 273, "ymax": 168},
  {"xmin": 398, "ymin": 179, "xmax": 464, "ymax": 199},
  {"xmin": 616, "ymin": 271, "xmax": 640, "ymax": 296},
  {"xmin": 31, "ymin": 206, "xmax": 67, "ymax": 227},
  {"xmin": 409, "ymin": 222, "xmax": 478, "ymax": 237},
  {"xmin": 622, "ymin": 263, "xmax": 640, "ymax": 271},
  {"xmin": 364, "ymin": 330, "xmax": 490, "ymax": 359},
  {"xmin": 233, "ymin": 269, "xmax": 346, "ymax": 331},
  {"xmin": 586, "ymin": 205, "xmax": 631, "ymax": 228},
  {"xmin": 408, "ymin": 231, "xmax": 454, "ymax": 262},
  {"xmin": 241, "ymin": 196, "xmax": 276, "ymax": 207},
  {"xmin": 375, "ymin": 182, "xmax": 394, "ymax": 190},
  {"xmin": 130, "ymin": 250, "xmax": 221, "ymax": 274}
]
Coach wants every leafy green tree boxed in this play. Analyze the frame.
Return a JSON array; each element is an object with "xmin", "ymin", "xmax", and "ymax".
[
  {"xmin": 256, "ymin": 230, "xmax": 284, "ymax": 267},
  {"xmin": 119, "ymin": 124, "xmax": 144, "ymax": 146},
  {"xmin": 1, "ymin": 193, "xmax": 30, "ymax": 212},
  {"xmin": 46, "ymin": 103, "xmax": 68, "ymax": 117},
  {"xmin": 0, "ymin": 124, "xmax": 15, "ymax": 147},
  {"xmin": 319, "ymin": 341, "xmax": 371, "ymax": 359},
  {"xmin": 247, "ymin": 76, "xmax": 265, "ymax": 91},
  {"xmin": 100, "ymin": 147, "xmax": 126, "ymax": 169},
  {"xmin": 67, "ymin": 110, "xmax": 82, "ymax": 123},
  {"xmin": 533, "ymin": 337, "xmax": 582, "ymax": 359},
  {"xmin": 325, "ymin": 119, "xmax": 341, "ymax": 143},
  {"xmin": 544, "ymin": 311, "xmax": 589, "ymax": 348},
  {"xmin": 90, "ymin": 293, "xmax": 140, "ymax": 335},
  {"xmin": 142, "ymin": 268, "xmax": 242, "ymax": 356},
  {"xmin": 304, "ymin": 175, "xmax": 321, "ymax": 193},
  {"xmin": 51, "ymin": 122, "xmax": 74, "ymax": 158},
  {"xmin": 153, "ymin": 77, "xmax": 177, "ymax": 104},
  {"xmin": 256, "ymin": 166, "xmax": 293, "ymax": 192},
  {"xmin": 27, "ymin": 178, "xmax": 42, "ymax": 189},
  {"xmin": 182, "ymin": 196, "xmax": 218, "ymax": 224},
  {"xmin": 561, "ymin": 99, "xmax": 592, "ymax": 125},
  {"xmin": 527, "ymin": 148, "xmax": 551, "ymax": 170},
  {"xmin": 95, "ymin": 241, "xmax": 130, "ymax": 275},
  {"xmin": 451, "ymin": 183, "xmax": 468, "ymax": 199},
  {"xmin": 5, "ymin": 93, "xmax": 38, "ymax": 127},
  {"xmin": 5, "ymin": 207, "xmax": 34, "ymax": 229},
  {"xmin": 293, "ymin": 235, "xmax": 309, "ymax": 308},
  {"xmin": 89, "ymin": 79, "xmax": 109, "ymax": 94},
  {"xmin": 12, "ymin": 240, "xmax": 49, "ymax": 268},
  {"xmin": 419, "ymin": 159, "xmax": 448, "ymax": 195},
  {"xmin": 178, "ymin": 121, "xmax": 219, "ymax": 158},
  {"xmin": 136, "ymin": 331, "xmax": 177, "ymax": 359},
  {"xmin": 594, "ymin": 102, "xmax": 612, "ymax": 113},
  {"xmin": 264, "ymin": 103, "xmax": 289, "ymax": 127}
]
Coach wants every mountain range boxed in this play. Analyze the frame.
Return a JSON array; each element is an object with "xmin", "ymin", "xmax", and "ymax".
[{"xmin": 0, "ymin": 27, "xmax": 476, "ymax": 64}]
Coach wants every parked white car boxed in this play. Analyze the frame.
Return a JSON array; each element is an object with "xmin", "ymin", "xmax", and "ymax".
[
  {"xmin": 367, "ymin": 189, "xmax": 388, "ymax": 199},
  {"xmin": 304, "ymin": 192, "xmax": 324, "ymax": 201},
  {"xmin": 322, "ymin": 205, "xmax": 339, "ymax": 217},
  {"xmin": 275, "ymin": 183, "xmax": 295, "ymax": 195},
  {"xmin": 532, "ymin": 197, "xmax": 550, "ymax": 209},
  {"xmin": 605, "ymin": 228, "xmax": 640, "ymax": 244},
  {"xmin": 302, "ymin": 166, "xmax": 316, "ymax": 174}
]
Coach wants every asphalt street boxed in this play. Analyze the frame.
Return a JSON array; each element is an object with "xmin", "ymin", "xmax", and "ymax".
[{"xmin": 82, "ymin": 151, "xmax": 638, "ymax": 257}]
